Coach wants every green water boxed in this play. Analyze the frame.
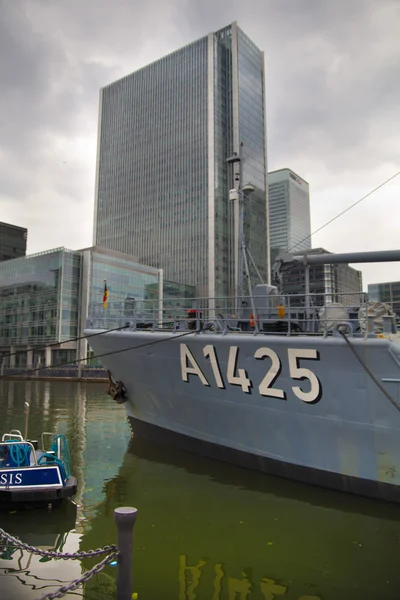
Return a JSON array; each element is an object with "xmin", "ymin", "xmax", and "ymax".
[{"xmin": 0, "ymin": 380, "xmax": 399, "ymax": 600}]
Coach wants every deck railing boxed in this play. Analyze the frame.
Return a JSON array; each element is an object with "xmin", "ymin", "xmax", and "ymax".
[{"xmin": 85, "ymin": 292, "xmax": 398, "ymax": 337}]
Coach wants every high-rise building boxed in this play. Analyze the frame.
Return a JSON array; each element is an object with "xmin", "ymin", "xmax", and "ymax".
[
  {"xmin": 0, "ymin": 221, "xmax": 27, "ymax": 262},
  {"xmin": 93, "ymin": 22, "xmax": 268, "ymax": 298},
  {"xmin": 268, "ymin": 169, "xmax": 311, "ymax": 268}
]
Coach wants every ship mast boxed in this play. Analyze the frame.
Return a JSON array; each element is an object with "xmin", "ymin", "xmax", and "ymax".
[{"xmin": 227, "ymin": 145, "xmax": 257, "ymax": 322}]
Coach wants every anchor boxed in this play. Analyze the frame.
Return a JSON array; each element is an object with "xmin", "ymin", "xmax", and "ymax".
[{"xmin": 106, "ymin": 370, "xmax": 128, "ymax": 404}]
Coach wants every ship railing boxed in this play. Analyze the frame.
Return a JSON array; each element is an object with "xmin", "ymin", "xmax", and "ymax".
[
  {"xmin": 85, "ymin": 291, "xmax": 398, "ymax": 337},
  {"xmin": 41, "ymin": 432, "xmax": 60, "ymax": 459}
]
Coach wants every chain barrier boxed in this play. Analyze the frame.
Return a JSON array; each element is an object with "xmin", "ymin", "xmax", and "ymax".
[
  {"xmin": 0, "ymin": 527, "xmax": 119, "ymax": 599},
  {"xmin": 0, "ymin": 506, "xmax": 137, "ymax": 600},
  {"xmin": 0, "ymin": 528, "xmax": 117, "ymax": 559},
  {"xmin": 38, "ymin": 550, "xmax": 119, "ymax": 600}
]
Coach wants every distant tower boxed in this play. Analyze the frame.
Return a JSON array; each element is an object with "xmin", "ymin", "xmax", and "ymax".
[
  {"xmin": 0, "ymin": 221, "xmax": 27, "ymax": 262},
  {"xmin": 93, "ymin": 22, "xmax": 269, "ymax": 297},
  {"xmin": 268, "ymin": 168, "xmax": 311, "ymax": 267}
]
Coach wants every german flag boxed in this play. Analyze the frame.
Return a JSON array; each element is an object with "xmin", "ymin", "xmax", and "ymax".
[{"xmin": 102, "ymin": 280, "xmax": 108, "ymax": 309}]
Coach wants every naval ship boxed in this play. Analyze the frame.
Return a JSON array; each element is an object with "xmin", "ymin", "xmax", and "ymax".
[{"xmin": 84, "ymin": 187, "xmax": 400, "ymax": 503}]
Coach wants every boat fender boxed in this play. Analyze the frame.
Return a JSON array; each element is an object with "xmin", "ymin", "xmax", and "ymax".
[{"xmin": 332, "ymin": 321, "xmax": 356, "ymax": 337}]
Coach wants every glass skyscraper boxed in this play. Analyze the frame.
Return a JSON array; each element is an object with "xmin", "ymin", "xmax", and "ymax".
[
  {"xmin": 268, "ymin": 168, "xmax": 311, "ymax": 268},
  {"xmin": 93, "ymin": 22, "xmax": 268, "ymax": 299}
]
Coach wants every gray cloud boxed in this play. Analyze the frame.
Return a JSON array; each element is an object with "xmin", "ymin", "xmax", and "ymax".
[
  {"xmin": 0, "ymin": 0, "xmax": 122, "ymax": 249},
  {"xmin": 0, "ymin": 0, "xmax": 399, "ymax": 286}
]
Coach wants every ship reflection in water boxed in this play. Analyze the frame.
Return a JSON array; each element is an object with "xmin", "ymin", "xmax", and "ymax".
[{"xmin": 84, "ymin": 434, "xmax": 400, "ymax": 600}]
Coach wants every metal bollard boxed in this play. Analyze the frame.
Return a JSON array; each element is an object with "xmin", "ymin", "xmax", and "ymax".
[
  {"xmin": 114, "ymin": 507, "xmax": 138, "ymax": 600},
  {"xmin": 383, "ymin": 314, "xmax": 394, "ymax": 334},
  {"xmin": 367, "ymin": 314, "xmax": 375, "ymax": 335}
]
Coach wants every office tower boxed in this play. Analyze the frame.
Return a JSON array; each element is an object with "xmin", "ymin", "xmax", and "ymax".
[
  {"xmin": 93, "ymin": 22, "xmax": 268, "ymax": 297},
  {"xmin": 268, "ymin": 169, "xmax": 311, "ymax": 266},
  {"xmin": 0, "ymin": 221, "xmax": 27, "ymax": 262},
  {"xmin": 281, "ymin": 247, "xmax": 363, "ymax": 307}
]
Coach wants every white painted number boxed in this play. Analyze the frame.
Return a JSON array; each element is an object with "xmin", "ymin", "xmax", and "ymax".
[
  {"xmin": 203, "ymin": 345, "xmax": 225, "ymax": 388},
  {"xmin": 180, "ymin": 344, "xmax": 209, "ymax": 386},
  {"xmin": 179, "ymin": 344, "xmax": 322, "ymax": 404},
  {"xmin": 227, "ymin": 346, "xmax": 251, "ymax": 393},
  {"xmin": 288, "ymin": 348, "xmax": 321, "ymax": 403},
  {"xmin": 254, "ymin": 347, "xmax": 286, "ymax": 399}
]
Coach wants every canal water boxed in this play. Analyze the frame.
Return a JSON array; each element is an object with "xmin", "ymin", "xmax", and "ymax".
[{"xmin": 0, "ymin": 380, "xmax": 400, "ymax": 600}]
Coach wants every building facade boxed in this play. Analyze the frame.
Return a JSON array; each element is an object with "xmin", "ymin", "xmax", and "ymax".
[
  {"xmin": 0, "ymin": 221, "xmax": 27, "ymax": 262},
  {"xmin": 268, "ymin": 169, "xmax": 311, "ymax": 269},
  {"xmin": 93, "ymin": 22, "xmax": 268, "ymax": 298},
  {"xmin": 0, "ymin": 248, "xmax": 81, "ymax": 368},
  {"xmin": 79, "ymin": 246, "xmax": 195, "ymax": 362},
  {"xmin": 281, "ymin": 248, "xmax": 363, "ymax": 308},
  {"xmin": 0, "ymin": 246, "xmax": 194, "ymax": 369},
  {"xmin": 368, "ymin": 281, "xmax": 400, "ymax": 318}
]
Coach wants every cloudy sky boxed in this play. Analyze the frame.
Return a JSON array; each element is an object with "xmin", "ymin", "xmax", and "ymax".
[{"xmin": 1, "ymin": 0, "xmax": 399, "ymax": 288}]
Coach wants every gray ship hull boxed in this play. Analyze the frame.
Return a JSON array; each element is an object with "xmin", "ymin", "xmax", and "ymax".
[{"xmin": 86, "ymin": 329, "xmax": 400, "ymax": 502}]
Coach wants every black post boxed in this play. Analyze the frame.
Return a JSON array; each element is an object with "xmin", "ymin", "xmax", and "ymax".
[{"xmin": 114, "ymin": 507, "xmax": 138, "ymax": 600}]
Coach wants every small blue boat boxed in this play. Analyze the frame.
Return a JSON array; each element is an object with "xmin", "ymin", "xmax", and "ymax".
[{"xmin": 0, "ymin": 429, "xmax": 77, "ymax": 507}]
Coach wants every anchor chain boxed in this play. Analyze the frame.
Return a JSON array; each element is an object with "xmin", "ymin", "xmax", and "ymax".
[
  {"xmin": 340, "ymin": 330, "xmax": 400, "ymax": 411},
  {"xmin": 104, "ymin": 328, "xmax": 209, "ymax": 405},
  {"xmin": 106, "ymin": 369, "xmax": 127, "ymax": 404}
]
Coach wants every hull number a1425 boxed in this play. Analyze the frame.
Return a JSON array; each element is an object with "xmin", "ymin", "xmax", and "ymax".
[{"xmin": 180, "ymin": 344, "xmax": 322, "ymax": 404}]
